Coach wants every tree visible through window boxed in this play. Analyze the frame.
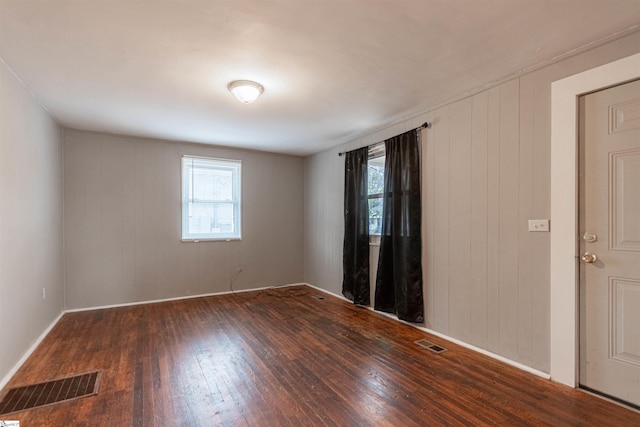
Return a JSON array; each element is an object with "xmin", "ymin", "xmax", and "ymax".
[
  {"xmin": 368, "ymin": 148, "xmax": 385, "ymax": 235},
  {"xmin": 182, "ymin": 156, "xmax": 241, "ymax": 240}
]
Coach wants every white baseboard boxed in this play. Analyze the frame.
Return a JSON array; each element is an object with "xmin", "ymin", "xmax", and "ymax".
[
  {"xmin": 64, "ymin": 283, "xmax": 305, "ymax": 313},
  {"xmin": 303, "ymin": 283, "xmax": 551, "ymax": 380},
  {"xmin": 0, "ymin": 311, "xmax": 65, "ymax": 391}
]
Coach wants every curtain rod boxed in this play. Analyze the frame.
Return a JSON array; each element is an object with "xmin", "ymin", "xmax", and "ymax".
[{"xmin": 338, "ymin": 122, "xmax": 432, "ymax": 157}]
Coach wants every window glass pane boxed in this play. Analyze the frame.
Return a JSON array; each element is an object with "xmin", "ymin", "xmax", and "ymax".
[
  {"xmin": 188, "ymin": 202, "xmax": 235, "ymax": 234},
  {"xmin": 192, "ymin": 168, "xmax": 233, "ymax": 201},
  {"xmin": 368, "ymin": 197, "xmax": 383, "ymax": 235},
  {"xmin": 368, "ymin": 157, "xmax": 385, "ymax": 195},
  {"xmin": 368, "ymin": 155, "xmax": 385, "ymax": 235},
  {"xmin": 212, "ymin": 203, "xmax": 235, "ymax": 233},
  {"xmin": 188, "ymin": 202, "xmax": 213, "ymax": 234}
]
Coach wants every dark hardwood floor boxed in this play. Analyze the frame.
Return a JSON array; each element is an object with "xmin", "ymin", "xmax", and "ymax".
[{"xmin": 2, "ymin": 285, "xmax": 639, "ymax": 426}]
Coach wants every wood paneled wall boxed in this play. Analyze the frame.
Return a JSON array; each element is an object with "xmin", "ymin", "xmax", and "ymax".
[
  {"xmin": 304, "ymin": 149, "xmax": 345, "ymax": 295},
  {"xmin": 304, "ymin": 31, "xmax": 640, "ymax": 373},
  {"xmin": 424, "ymin": 78, "xmax": 548, "ymax": 368},
  {"xmin": 64, "ymin": 129, "xmax": 305, "ymax": 309},
  {"xmin": 0, "ymin": 59, "xmax": 63, "ymax": 386}
]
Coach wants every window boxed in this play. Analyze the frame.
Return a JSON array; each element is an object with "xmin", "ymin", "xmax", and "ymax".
[
  {"xmin": 367, "ymin": 144, "xmax": 385, "ymax": 235},
  {"xmin": 182, "ymin": 156, "xmax": 241, "ymax": 241}
]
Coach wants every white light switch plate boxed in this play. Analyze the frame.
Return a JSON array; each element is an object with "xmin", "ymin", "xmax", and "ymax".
[{"xmin": 528, "ymin": 219, "xmax": 550, "ymax": 232}]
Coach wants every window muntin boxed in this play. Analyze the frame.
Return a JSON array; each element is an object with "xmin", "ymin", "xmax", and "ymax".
[
  {"xmin": 367, "ymin": 144, "xmax": 385, "ymax": 235},
  {"xmin": 182, "ymin": 156, "xmax": 241, "ymax": 240}
]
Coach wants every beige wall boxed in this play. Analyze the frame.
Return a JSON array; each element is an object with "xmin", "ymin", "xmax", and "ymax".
[
  {"xmin": 0, "ymin": 59, "xmax": 63, "ymax": 385},
  {"xmin": 304, "ymin": 31, "xmax": 640, "ymax": 373},
  {"xmin": 64, "ymin": 129, "xmax": 304, "ymax": 309}
]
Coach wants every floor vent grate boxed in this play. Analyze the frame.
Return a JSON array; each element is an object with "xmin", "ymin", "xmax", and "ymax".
[
  {"xmin": 311, "ymin": 295, "xmax": 326, "ymax": 300},
  {"xmin": 415, "ymin": 339, "xmax": 447, "ymax": 354},
  {"xmin": 0, "ymin": 371, "xmax": 101, "ymax": 415}
]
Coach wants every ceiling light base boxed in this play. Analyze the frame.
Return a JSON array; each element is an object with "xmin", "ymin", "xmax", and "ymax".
[{"xmin": 227, "ymin": 80, "xmax": 264, "ymax": 104}]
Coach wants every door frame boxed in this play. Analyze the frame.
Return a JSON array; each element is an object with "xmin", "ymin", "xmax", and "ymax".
[{"xmin": 550, "ymin": 52, "xmax": 640, "ymax": 387}]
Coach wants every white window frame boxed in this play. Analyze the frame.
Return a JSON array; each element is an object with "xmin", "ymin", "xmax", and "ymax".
[{"xmin": 181, "ymin": 155, "xmax": 242, "ymax": 241}]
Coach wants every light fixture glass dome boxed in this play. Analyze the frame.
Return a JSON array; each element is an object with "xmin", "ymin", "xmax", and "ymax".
[{"xmin": 227, "ymin": 80, "xmax": 264, "ymax": 104}]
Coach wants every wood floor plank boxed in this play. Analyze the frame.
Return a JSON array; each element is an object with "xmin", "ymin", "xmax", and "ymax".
[{"xmin": 2, "ymin": 285, "xmax": 639, "ymax": 426}]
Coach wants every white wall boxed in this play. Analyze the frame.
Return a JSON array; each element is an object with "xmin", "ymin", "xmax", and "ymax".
[
  {"xmin": 0, "ymin": 59, "xmax": 63, "ymax": 384},
  {"xmin": 63, "ymin": 129, "xmax": 305, "ymax": 309},
  {"xmin": 304, "ymin": 31, "xmax": 640, "ymax": 373}
]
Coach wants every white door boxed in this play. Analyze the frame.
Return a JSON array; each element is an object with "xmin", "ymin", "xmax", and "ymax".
[{"xmin": 580, "ymin": 79, "xmax": 640, "ymax": 408}]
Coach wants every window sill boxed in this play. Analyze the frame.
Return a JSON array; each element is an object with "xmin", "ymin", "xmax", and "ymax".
[{"xmin": 182, "ymin": 237, "xmax": 242, "ymax": 243}]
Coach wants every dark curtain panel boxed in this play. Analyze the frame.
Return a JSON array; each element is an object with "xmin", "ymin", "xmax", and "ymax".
[
  {"xmin": 342, "ymin": 146, "xmax": 370, "ymax": 305},
  {"xmin": 374, "ymin": 130, "xmax": 424, "ymax": 323}
]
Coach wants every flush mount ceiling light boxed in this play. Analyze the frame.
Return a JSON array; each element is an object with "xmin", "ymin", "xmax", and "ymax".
[{"xmin": 227, "ymin": 80, "xmax": 264, "ymax": 104}]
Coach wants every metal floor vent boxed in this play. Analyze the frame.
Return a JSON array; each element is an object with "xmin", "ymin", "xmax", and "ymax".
[
  {"xmin": 0, "ymin": 371, "xmax": 101, "ymax": 415},
  {"xmin": 415, "ymin": 339, "xmax": 447, "ymax": 354},
  {"xmin": 311, "ymin": 295, "xmax": 326, "ymax": 300}
]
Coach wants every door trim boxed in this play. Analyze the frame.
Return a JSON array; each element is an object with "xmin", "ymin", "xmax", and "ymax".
[{"xmin": 550, "ymin": 52, "xmax": 640, "ymax": 387}]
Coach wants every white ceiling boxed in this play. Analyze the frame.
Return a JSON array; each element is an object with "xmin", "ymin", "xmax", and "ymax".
[{"xmin": 1, "ymin": 1, "xmax": 639, "ymax": 156}]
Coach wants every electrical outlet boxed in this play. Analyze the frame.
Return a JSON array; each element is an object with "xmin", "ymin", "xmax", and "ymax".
[
  {"xmin": 42, "ymin": 287, "xmax": 46, "ymax": 300},
  {"xmin": 528, "ymin": 219, "xmax": 550, "ymax": 232}
]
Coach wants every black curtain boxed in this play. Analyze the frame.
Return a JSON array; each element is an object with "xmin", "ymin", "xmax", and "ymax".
[
  {"xmin": 342, "ymin": 147, "xmax": 370, "ymax": 305},
  {"xmin": 374, "ymin": 130, "xmax": 424, "ymax": 323}
]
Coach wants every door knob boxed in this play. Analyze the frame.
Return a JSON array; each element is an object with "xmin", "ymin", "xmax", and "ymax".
[{"xmin": 581, "ymin": 252, "xmax": 597, "ymax": 263}]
